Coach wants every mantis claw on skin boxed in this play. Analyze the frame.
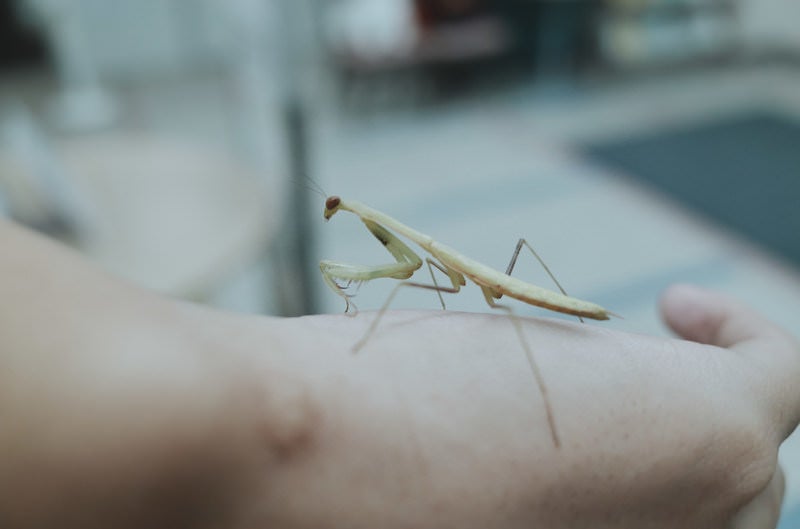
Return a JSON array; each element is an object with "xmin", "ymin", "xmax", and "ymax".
[{"xmin": 319, "ymin": 195, "xmax": 612, "ymax": 448}]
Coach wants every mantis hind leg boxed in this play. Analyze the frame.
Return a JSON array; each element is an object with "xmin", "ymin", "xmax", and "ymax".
[
  {"xmin": 479, "ymin": 285, "xmax": 561, "ymax": 448},
  {"xmin": 353, "ymin": 257, "xmax": 464, "ymax": 353},
  {"xmin": 503, "ymin": 238, "xmax": 583, "ymax": 323}
]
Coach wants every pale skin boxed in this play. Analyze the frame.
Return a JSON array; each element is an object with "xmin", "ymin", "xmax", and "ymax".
[{"xmin": 0, "ymin": 217, "xmax": 797, "ymax": 528}]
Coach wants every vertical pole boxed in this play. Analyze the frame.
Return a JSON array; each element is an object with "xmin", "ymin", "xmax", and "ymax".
[
  {"xmin": 274, "ymin": 0, "xmax": 318, "ymax": 316},
  {"xmin": 281, "ymin": 96, "xmax": 317, "ymax": 315}
]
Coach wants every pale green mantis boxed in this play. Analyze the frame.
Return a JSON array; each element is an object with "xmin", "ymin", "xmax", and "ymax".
[{"xmin": 320, "ymin": 195, "xmax": 612, "ymax": 447}]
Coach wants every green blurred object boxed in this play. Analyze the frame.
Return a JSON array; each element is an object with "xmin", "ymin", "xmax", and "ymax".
[{"xmin": 585, "ymin": 112, "xmax": 800, "ymax": 268}]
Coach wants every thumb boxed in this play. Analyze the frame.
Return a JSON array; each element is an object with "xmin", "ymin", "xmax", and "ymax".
[
  {"xmin": 660, "ymin": 284, "xmax": 800, "ymax": 440},
  {"xmin": 659, "ymin": 284, "xmax": 779, "ymax": 349}
]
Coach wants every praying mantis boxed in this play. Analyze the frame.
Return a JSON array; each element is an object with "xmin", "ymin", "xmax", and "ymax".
[{"xmin": 319, "ymin": 195, "xmax": 612, "ymax": 447}]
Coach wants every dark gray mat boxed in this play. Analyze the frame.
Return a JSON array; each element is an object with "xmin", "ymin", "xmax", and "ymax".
[{"xmin": 584, "ymin": 112, "xmax": 800, "ymax": 267}]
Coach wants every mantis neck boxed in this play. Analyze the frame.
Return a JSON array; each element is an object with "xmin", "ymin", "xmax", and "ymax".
[{"xmin": 342, "ymin": 200, "xmax": 434, "ymax": 250}]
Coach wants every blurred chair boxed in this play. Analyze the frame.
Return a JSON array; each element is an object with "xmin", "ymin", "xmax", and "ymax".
[
  {"xmin": 1, "ymin": 0, "xmax": 287, "ymax": 312},
  {"xmin": 19, "ymin": 0, "xmax": 118, "ymax": 131},
  {"xmin": 325, "ymin": 0, "xmax": 514, "ymax": 107},
  {"xmin": 0, "ymin": 121, "xmax": 278, "ymax": 306},
  {"xmin": 323, "ymin": 0, "xmax": 604, "ymax": 108}
]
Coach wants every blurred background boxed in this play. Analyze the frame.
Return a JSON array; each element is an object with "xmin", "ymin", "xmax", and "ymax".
[{"xmin": 1, "ymin": 0, "xmax": 799, "ymax": 523}]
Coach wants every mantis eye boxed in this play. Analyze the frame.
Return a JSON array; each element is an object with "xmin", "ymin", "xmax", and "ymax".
[{"xmin": 325, "ymin": 196, "xmax": 341, "ymax": 210}]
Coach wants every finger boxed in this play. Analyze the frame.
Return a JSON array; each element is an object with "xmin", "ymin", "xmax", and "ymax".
[
  {"xmin": 728, "ymin": 465, "xmax": 785, "ymax": 529},
  {"xmin": 660, "ymin": 284, "xmax": 800, "ymax": 438},
  {"xmin": 659, "ymin": 284, "xmax": 782, "ymax": 349}
]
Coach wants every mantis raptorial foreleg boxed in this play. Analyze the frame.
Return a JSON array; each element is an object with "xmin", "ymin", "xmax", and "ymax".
[
  {"xmin": 320, "ymin": 219, "xmax": 422, "ymax": 313},
  {"xmin": 353, "ymin": 257, "xmax": 466, "ymax": 352}
]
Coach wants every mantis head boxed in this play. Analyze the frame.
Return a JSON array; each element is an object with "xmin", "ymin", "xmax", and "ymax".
[{"xmin": 324, "ymin": 196, "xmax": 342, "ymax": 220}]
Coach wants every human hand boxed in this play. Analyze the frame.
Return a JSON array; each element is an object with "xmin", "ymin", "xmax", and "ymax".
[
  {"xmin": 3, "ymin": 213, "xmax": 796, "ymax": 529},
  {"xmin": 659, "ymin": 284, "xmax": 794, "ymax": 528},
  {"xmin": 251, "ymin": 284, "xmax": 799, "ymax": 528}
]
